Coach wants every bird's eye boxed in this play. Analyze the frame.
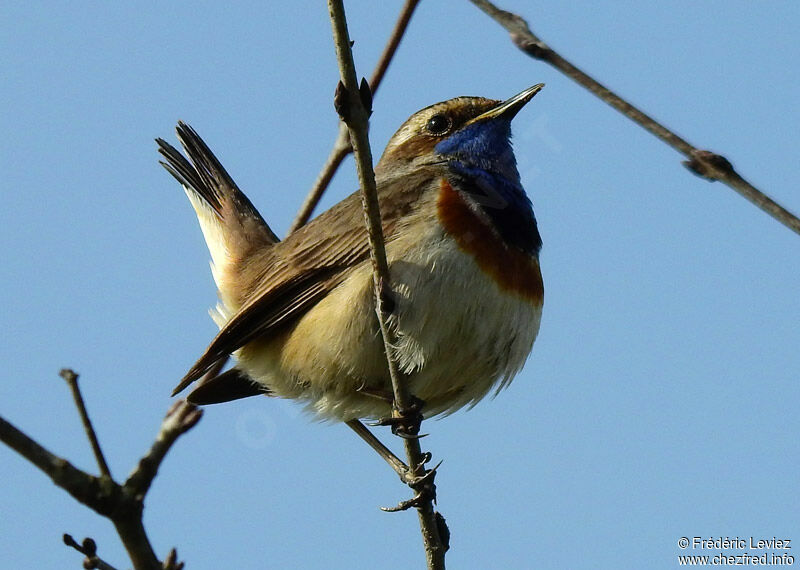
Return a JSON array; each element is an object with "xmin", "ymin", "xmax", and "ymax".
[{"xmin": 426, "ymin": 113, "xmax": 452, "ymax": 135}]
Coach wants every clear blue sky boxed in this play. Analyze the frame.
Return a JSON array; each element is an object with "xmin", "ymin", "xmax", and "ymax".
[{"xmin": 2, "ymin": 2, "xmax": 798, "ymax": 568}]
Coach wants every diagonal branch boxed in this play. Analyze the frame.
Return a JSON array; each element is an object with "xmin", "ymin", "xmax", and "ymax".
[
  {"xmin": 289, "ymin": 125, "xmax": 351, "ymax": 234},
  {"xmin": 290, "ymin": 0, "xmax": 420, "ymax": 233},
  {"xmin": 61, "ymin": 368, "xmax": 112, "ymax": 479},
  {"xmin": 469, "ymin": 0, "xmax": 800, "ymax": 236},
  {"xmin": 327, "ymin": 2, "xmax": 446, "ymax": 569},
  {"xmin": 367, "ymin": 0, "xmax": 420, "ymax": 93},
  {"xmin": 345, "ymin": 419, "xmax": 409, "ymax": 479},
  {"xmin": 124, "ymin": 400, "xmax": 203, "ymax": 498},
  {"xmin": 0, "ymin": 414, "xmax": 116, "ymax": 516},
  {"xmin": 0, "ymin": 371, "xmax": 200, "ymax": 570}
]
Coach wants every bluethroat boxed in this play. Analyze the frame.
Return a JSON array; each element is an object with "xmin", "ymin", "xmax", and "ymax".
[{"xmin": 157, "ymin": 84, "xmax": 545, "ymax": 421}]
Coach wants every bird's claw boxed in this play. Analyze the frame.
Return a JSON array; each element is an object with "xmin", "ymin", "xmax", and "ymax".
[
  {"xmin": 381, "ymin": 489, "xmax": 428, "ymax": 512},
  {"xmin": 368, "ymin": 396, "xmax": 426, "ymax": 438},
  {"xmin": 387, "ymin": 460, "xmax": 442, "ymax": 511}
]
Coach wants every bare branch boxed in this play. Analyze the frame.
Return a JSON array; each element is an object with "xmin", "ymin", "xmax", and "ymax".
[
  {"xmin": 162, "ymin": 548, "xmax": 185, "ymax": 570},
  {"xmin": 0, "ymin": 414, "xmax": 116, "ymax": 516},
  {"xmin": 60, "ymin": 368, "xmax": 112, "ymax": 479},
  {"xmin": 327, "ymin": 2, "xmax": 446, "ymax": 568},
  {"xmin": 1, "ymin": 372, "xmax": 199, "ymax": 569},
  {"xmin": 290, "ymin": 0, "xmax": 420, "ymax": 233},
  {"xmin": 469, "ymin": 0, "xmax": 800, "ymax": 236},
  {"xmin": 345, "ymin": 419, "xmax": 409, "ymax": 480},
  {"xmin": 289, "ymin": 125, "xmax": 351, "ymax": 233},
  {"xmin": 113, "ymin": 401, "xmax": 199, "ymax": 569},
  {"xmin": 111, "ymin": 515, "xmax": 160, "ymax": 570},
  {"xmin": 124, "ymin": 400, "xmax": 203, "ymax": 498},
  {"xmin": 63, "ymin": 534, "xmax": 119, "ymax": 570},
  {"xmin": 367, "ymin": 0, "xmax": 420, "ymax": 94}
]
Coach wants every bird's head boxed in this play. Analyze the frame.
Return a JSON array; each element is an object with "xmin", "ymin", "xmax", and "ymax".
[{"xmin": 376, "ymin": 84, "xmax": 544, "ymax": 182}]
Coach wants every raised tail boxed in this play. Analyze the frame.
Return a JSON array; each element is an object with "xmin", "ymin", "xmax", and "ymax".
[
  {"xmin": 156, "ymin": 121, "xmax": 279, "ymax": 299},
  {"xmin": 157, "ymin": 122, "xmax": 280, "ymax": 397}
]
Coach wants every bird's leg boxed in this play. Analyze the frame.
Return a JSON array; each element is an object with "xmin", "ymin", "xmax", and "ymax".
[
  {"xmin": 381, "ymin": 460, "xmax": 442, "ymax": 512},
  {"xmin": 345, "ymin": 419, "xmax": 411, "ymax": 481},
  {"xmin": 346, "ymin": 418, "xmax": 440, "ymax": 509},
  {"xmin": 356, "ymin": 386, "xmax": 425, "ymax": 438}
]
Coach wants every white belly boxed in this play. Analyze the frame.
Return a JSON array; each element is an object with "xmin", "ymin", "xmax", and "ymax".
[{"xmin": 237, "ymin": 224, "xmax": 542, "ymax": 420}]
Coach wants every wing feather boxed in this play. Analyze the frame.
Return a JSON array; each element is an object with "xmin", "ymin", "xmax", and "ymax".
[{"xmin": 172, "ymin": 167, "xmax": 438, "ymax": 396}]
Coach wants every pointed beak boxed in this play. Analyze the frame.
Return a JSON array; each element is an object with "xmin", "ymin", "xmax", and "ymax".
[{"xmin": 469, "ymin": 83, "xmax": 545, "ymax": 125}]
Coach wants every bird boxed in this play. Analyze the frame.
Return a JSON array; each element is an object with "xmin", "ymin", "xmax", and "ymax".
[{"xmin": 156, "ymin": 84, "xmax": 545, "ymax": 423}]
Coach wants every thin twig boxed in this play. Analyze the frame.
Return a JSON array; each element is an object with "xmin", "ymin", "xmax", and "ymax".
[
  {"xmin": 124, "ymin": 400, "xmax": 203, "ymax": 497},
  {"xmin": 327, "ymin": 2, "xmax": 446, "ymax": 568},
  {"xmin": 290, "ymin": 0, "xmax": 420, "ymax": 233},
  {"xmin": 163, "ymin": 548, "xmax": 186, "ymax": 570},
  {"xmin": 289, "ymin": 125, "xmax": 351, "ymax": 233},
  {"xmin": 345, "ymin": 419, "xmax": 410, "ymax": 480},
  {"xmin": 0, "ymin": 414, "xmax": 114, "ymax": 515},
  {"xmin": 115, "ymin": 401, "xmax": 199, "ymax": 569},
  {"xmin": 0, "ymin": 372, "xmax": 199, "ymax": 569},
  {"xmin": 367, "ymin": 0, "xmax": 420, "ymax": 94},
  {"xmin": 469, "ymin": 0, "xmax": 800, "ymax": 237},
  {"xmin": 60, "ymin": 368, "xmax": 112, "ymax": 479},
  {"xmin": 0, "ymin": 411, "xmax": 162, "ymax": 569},
  {"xmin": 63, "ymin": 534, "xmax": 119, "ymax": 570}
]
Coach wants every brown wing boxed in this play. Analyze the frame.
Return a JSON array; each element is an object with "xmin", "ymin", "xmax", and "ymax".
[{"xmin": 172, "ymin": 166, "xmax": 437, "ymax": 396}]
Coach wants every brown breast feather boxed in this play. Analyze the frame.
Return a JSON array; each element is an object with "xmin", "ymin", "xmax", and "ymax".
[{"xmin": 436, "ymin": 179, "xmax": 544, "ymax": 304}]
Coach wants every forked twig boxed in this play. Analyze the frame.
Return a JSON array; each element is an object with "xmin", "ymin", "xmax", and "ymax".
[{"xmin": 0, "ymin": 371, "xmax": 200, "ymax": 570}]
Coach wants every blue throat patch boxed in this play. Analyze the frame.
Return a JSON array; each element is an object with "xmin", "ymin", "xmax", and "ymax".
[{"xmin": 435, "ymin": 119, "xmax": 542, "ymax": 254}]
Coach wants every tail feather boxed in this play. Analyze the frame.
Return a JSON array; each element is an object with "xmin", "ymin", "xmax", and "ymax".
[
  {"xmin": 158, "ymin": 122, "xmax": 281, "ymax": 395},
  {"xmin": 186, "ymin": 368, "xmax": 270, "ymax": 405},
  {"xmin": 156, "ymin": 121, "xmax": 279, "ymax": 293}
]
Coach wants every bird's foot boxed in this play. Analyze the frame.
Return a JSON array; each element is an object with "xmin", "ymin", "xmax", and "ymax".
[
  {"xmin": 368, "ymin": 395, "xmax": 426, "ymax": 438},
  {"xmin": 384, "ymin": 460, "xmax": 442, "ymax": 512}
]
